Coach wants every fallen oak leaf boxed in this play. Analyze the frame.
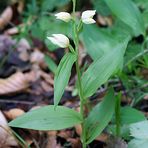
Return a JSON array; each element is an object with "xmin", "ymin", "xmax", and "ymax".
[{"xmin": 0, "ymin": 71, "xmax": 38, "ymax": 95}]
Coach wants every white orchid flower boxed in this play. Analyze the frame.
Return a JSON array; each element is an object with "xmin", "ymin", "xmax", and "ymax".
[
  {"xmin": 47, "ymin": 34, "xmax": 70, "ymax": 48},
  {"xmin": 55, "ymin": 12, "xmax": 71, "ymax": 22},
  {"xmin": 81, "ymin": 10, "xmax": 96, "ymax": 24}
]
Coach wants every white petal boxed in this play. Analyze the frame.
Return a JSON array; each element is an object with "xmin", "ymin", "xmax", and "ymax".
[
  {"xmin": 47, "ymin": 37, "xmax": 64, "ymax": 47},
  {"xmin": 47, "ymin": 34, "xmax": 69, "ymax": 48},
  {"xmin": 55, "ymin": 12, "xmax": 71, "ymax": 22},
  {"xmin": 47, "ymin": 37, "xmax": 57, "ymax": 45},
  {"xmin": 52, "ymin": 34, "xmax": 68, "ymax": 41},
  {"xmin": 52, "ymin": 34, "xmax": 69, "ymax": 47},
  {"xmin": 82, "ymin": 10, "xmax": 96, "ymax": 20},
  {"xmin": 82, "ymin": 18, "xmax": 96, "ymax": 24}
]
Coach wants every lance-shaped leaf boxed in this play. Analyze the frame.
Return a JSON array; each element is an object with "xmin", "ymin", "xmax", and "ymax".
[
  {"xmin": 54, "ymin": 52, "xmax": 76, "ymax": 106},
  {"xmin": 9, "ymin": 105, "xmax": 82, "ymax": 130},
  {"xmin": 81, "ymin": 37, "xmax": 130, "ymax": 98},
  {"xmin": 120, "ymin": 106, "xmax": 146, "ymax": 125},
  {"xmin": 104, "ymin": 0, "xmax": 145, "ymax": 36},
  {"xmin": 84, "ymin": 89, "xmax": 115, "ymax": 144},
  {"xmin": 81, "ymin": 25, "xmax": 117, "ymax": 60}
]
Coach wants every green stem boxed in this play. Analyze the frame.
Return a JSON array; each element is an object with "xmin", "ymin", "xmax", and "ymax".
[
  {"xmin": 115, "ymin": 93, "xmax": 121, "ymax": 137},
  {"xmin": 69, "ymin": 44, "xmax": 76, "ymax": 53},
  {"xmin": 76, "ymin": 59, "xmax": 86, "ymax": 148},
  {"xmin": 72, "ymin": 0, "xmax": 86, "ymax": 147},
  {"xmin": 72, "ymin": 0, "xmax": 76, "ymax": 14},
  {"xmin": 74, "ymin": 17, "xmax": 87, "ymax": 148}
]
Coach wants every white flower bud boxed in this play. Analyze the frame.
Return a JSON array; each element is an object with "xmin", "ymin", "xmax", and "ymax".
[
  {"xmin": 47, "ymin": 34, "xmax": 69, "ymax": 48},
  {"xmin": 55, "ymin": 12, "xmax": 71, "ymax": 22},
  {"xmin": 81, "ymin": 10, "xmax": 96, "ymax": 24}
]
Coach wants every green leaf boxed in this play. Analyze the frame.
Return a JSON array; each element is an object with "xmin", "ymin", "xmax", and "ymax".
[
  {"xmin": 109, "ymin": 106, "xmax": 146, "ymax": 139},
  {"xmin": 9, "ymin": 105, "xmax": 82, "ymax": 130},
  {"xmin": 43, "ymin": 17, "xmax": 72, "ymax": 36},
  {"xmin": 108, "ymin": 125, "xmax": 131, "ymax": 140},
  {"xmin": 30, "ymin": 23, "xmax": 45, "ymax": 40},
  {"xmin": 81, "ymin": 23, "xmax": 131, "ymax": 61},
  {"xmin": 130, "ymin": 120, "xmax": 148, "ymax": 139},
  {"xmin": 124, "ymin": 42, "xmax": 143, "ymax": 66},
  {"xmin": 120, "ymin": 107, "xmax": 146, "ymax": 125},
  {"xmin": 104, "ymin": 0, "xmax": 145, "ymax": 36},
  {"xmin": 84, "ymin": 89, "xmax": 115, "ymax": 144},
  {"xmin": 30, "ymin": 16, "xmax": 72, "ymax": 50},
  {"xmin": 133, "ymin": 0, "xmax": 148, "ymax": 10},
  {"xmin": 92, "ymin": 0, "xmax": 111, "ymax": 16},
  {"xmin": 142, "ymin": 10, "xmax": 148, "ymax": 29},
  {"xmin": 81, "ymin": 25, "xmax": 117, "ymax": 60},
  {"xmin": 54, "ymin": 52, "xmax": 76, "ymax": 106},
  {"xmin": 128, "ymin": 121, "xmax": 148, "ymax": 148},
  {"xmin": 42, "ymin": 0, "xmax": 70, "ymax": 11},
  {"xmin": 112, "ymin": 19, "xmax": 133, "ymax": 38},
  {"xmin": 44, "ymin": 55, "xmax": 57, "ymax": 74},
  {"xmin": 128, "ymin": 139, "xmax": 148, "ymax": 148},
  {"xmin": 81, "ymin": 37, "xmax": 130, "ymax": 98}
]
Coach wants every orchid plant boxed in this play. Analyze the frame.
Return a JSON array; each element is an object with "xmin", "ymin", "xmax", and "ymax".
[
  {"xmin": 8, "ymin": 1, "xmax": 116, "ymax": 147},
  {"xmin": 8, "ymin": 0, "xmax": 146, "ymax": 147},
  {"xmin": 46, "ymin": 3, "xmax": 97, "ymax": 147}
]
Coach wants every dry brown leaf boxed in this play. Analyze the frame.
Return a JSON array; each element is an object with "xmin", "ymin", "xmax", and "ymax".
[
  {"xmin": 30, "ymin": 105, "xmax": 51, "ymax": 112},
  {"xmin": 144, "ymin": 95, "xmax": 148, "ymax": 100},
  {"xmin": 97, "ymin": 15, "xmax": 113, "ymax": 26},
  {"xmin": 67, "ymin": 138, "xmax": 81, "ymax": 148},
  {"xmin": 25, "ymin": 70, "xmax": 40, "ymax": 82},
  {"xmin": 0, "ymin": 111, "xmax": 18, "ymax": 147},
  {"xmin": 30, "ymin": 49, "xmax": 44, "ymax": 64},
  {"xmin": 75, "ymin": 124, "xmax": 82, "ymax": 136},
  {"xmin": 4, "ymin": 108, "xmax": 25, "ymax": 120},
  {"xmin": 46, "ymin": 131, "xmax": 60, "ymax": 148},
  {"xmin": 17, "ymin": 38, "xmax": 31, "ymax": 52},
  {"xmin": 0, "ymin": 71, "xmax": 39, "ymax": 95},
  {"xmin": 141, "ymin": 69, "xmax": 148, "ymax": 80},
  {"xmin": 95, "ymin": 133, "xmax": 108, "ymax": 142},
  {"xmin": 17, "ymin": 0, "xmax": 24, "ymax": 13},
  {"xmin": 4, "ymin": 27, "xmax": 19, "ymax": 35},
  {"xmin": 106, "ymin": 137, "xmax": 127, "ymax": 148},
  {"xmin": 0, "ymin": 7, "xmax": 13, "ymax": 29},
  {"xmin": 0, "ymin": 35, "xmax": 15, "ymax": 57},
  {"xmin": 58, "ymin": 130, "xmax": 72, "ymax": 139},
  {"xmin": 41, "ymin": 81, "xmax": 53, "ymax": 92},
  {"xmin": 40, "ymin": 71, "xmax": 54, "ymax": 85},
  {"xmin": 97, "ymin": 15, "xmax": 107, "ymax": 26},
  {"xmin": 8, "ymin": 0, "xmax": 24, "ymax": 14},
  {"xmin": 0, "ymin": 72, "xmax": 29, "ymax": 95},
  {"xmin": 19, "ymin": 50, "xmax": 30, "ymax": 61},
  {"xmin": 75, "ymin": 124, "xmax": 108, "ymax": 142}
]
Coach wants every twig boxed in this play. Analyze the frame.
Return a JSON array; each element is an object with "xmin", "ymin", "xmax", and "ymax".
[{"xmin": 0, "ymin": 99, "xmax": 35, "ymax": 105}]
